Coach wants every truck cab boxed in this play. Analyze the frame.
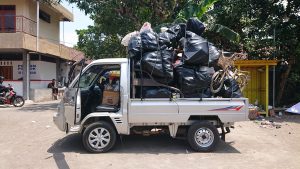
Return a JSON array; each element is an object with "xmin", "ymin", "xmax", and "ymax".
[{"xmin": 53, "ymin": 58, "xmax": 249, "ymax": 153}]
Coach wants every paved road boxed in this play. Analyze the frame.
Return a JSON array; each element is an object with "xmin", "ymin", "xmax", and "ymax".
[{"xmin": 0, "ymin": 101, "xmax": 300, "ymax": 169}]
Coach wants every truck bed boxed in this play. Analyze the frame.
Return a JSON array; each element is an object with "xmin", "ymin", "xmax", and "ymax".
[{"xmin": 128, "ymin": 98, "xmax": 249, "ymax": 124}]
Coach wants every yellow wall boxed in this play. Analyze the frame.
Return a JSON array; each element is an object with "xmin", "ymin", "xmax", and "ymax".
[{"xmin": 241, "ymin": 67, "xmax": 267, "ymax": 110}]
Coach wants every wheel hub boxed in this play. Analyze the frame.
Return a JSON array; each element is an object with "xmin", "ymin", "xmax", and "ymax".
[
  {"xmin": 88, "ymin": 127, "xmax": 111, "ymax": 149},
  {"xmin": 194, "ymin": 128, "xmax": 214, "ymax": 148}
]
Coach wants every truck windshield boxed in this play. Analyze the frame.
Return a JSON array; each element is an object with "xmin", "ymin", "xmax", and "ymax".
[{"xmin": 77, "ymin": 65, "xmax": 102, "ymax": 88}]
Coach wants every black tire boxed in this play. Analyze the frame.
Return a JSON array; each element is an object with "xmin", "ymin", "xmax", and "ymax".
[
  {"xmin": 82, "ymin": 121, "xmax": 117, "ymax": 153},
  {"xmin": 210, "ymin": 71, "xmax": 225, "ymax": 93},
  {"xmin": 187, "ymin": 121, "xmax": 219, "ymax": 152},
  {"xmin": 13, "ymin": 96, "xmax": 25, "ymax": 107}
]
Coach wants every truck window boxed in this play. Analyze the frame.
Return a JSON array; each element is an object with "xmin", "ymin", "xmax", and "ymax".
[{"xmin": 78, "ymin": 66, "xmax": 99, "ymax": 88}]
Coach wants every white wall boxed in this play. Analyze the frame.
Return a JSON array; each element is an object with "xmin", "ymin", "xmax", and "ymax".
[
  {"xmin": 13, "ymin": 61, "xmax": 56, "ymax": 80},
  {"xmin": 3, "ymin": 81, "xmax": 23, "ymax": 96}
]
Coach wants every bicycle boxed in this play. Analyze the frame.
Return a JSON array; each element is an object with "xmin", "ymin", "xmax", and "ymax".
[{"xmin": 210, "ymin": 52, "xmax": 249, "ymax": 94}]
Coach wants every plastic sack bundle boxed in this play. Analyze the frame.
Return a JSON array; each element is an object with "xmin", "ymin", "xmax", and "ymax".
[
  {"xmin": 135, "ymin": 87, "xmax": 171, "ymax": 98},
  {"xmin": 208, "ymin": 43, "xmax": 221, "ymax": 67},
  {"xmin": 217, "ymin": 78, "xmax": 242, "ymax": 98},
  {"xmin": 140, "ymin": 30, "xmax": 159, "ymax": 52},
  {"xmin": 144, "ymin": 87, "xmax": 171, "ymax": 98},
  {"xmin": 141, "ymin": 50, "xmax": 174, "ymax": 84},
  {"xmin": 183, "ymin": 31, "xmax": 209, "ymax": 66},
  {"xmin": 184, "ymin": 88, "xmax": 212, "ymax": 98},
  {"xmin": 159, "ymin": 24, "xmax": 186, "ymax": 47},
  {"xmin": 159, "ymin": 31, "xmax": 177, "ymax": 47},
  {"xmin": 128, "ymin": 35, "xmax": 142, "ymax": 59},
  {"xmin": 175, "ymin": 66, "xmax": 215, "ymax": 97},
  {"xmin": 186, "ymin": 17, "xmax": 205, "ymax": 36}
]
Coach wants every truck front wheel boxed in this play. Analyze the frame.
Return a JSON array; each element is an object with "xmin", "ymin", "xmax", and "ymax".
[
  {"xmin": 187, "ymin": 121, "xmax": 219, "ymax": 152},
  {"xmin": 82, "ymin": 121, "xmax": 117, "ymax": 153}
]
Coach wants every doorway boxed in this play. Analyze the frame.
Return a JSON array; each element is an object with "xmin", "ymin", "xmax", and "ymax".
[{"xmin": 0, "ymin": 66, "xmax": 13, "ymax": 80}]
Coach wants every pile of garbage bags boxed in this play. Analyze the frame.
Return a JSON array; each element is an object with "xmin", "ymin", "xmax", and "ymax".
[{"xmin": 127, "ymin": 18, "xmax": 242, "ymax": 98}]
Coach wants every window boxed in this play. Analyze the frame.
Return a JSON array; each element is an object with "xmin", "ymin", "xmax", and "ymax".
[
  {"xmin": 0, "ymin": 5, "xmax": 16, "ymax": 33},
  {"xmin": 75, "ymin": 65, "xmax": 120, "ymax": 89},
  {"xmin": 39, "ymin": 10, "xmax": 50, "ymax": 23},
  {"xmin": 78, "ymin": 65, "xmax": 103, "ymax": 88}
]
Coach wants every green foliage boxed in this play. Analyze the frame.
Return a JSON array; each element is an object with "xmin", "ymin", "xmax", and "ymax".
[
  {"xmin": 210, "ymin": 24, "xmax": 240, "ymax": 43},
  {"xmin": 177, "ymin": 0, "xmax": 219, "ymax": 19},
  {"xmin": 205, "ymin": 0, "xmax": 300, "ymax": 60},
  {"xmin": 283, "ymin": 70, "xmax": 300, "ymax": 105},
  {"xmin": 76, "ymin": 27, "xmax": 125, "ymax": 58},
  {"xmin": 66, "ymin": 0, "xmax": 299, "ymax": 61}
]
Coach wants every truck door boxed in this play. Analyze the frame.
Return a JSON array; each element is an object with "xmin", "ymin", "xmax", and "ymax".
[
  {"xmin": 64, "ymin": 60, "xmax": 85, "ymax": 127},
  {"xmin": 65, "ymin": 64, "xmax": 122, "ymax": 126}
]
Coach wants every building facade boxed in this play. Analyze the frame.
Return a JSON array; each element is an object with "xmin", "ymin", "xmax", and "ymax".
[{"xmin": 0, "ymin": 0, "xmax": 84, "ymax": 99}]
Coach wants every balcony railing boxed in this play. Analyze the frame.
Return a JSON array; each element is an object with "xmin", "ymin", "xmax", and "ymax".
[{"xmin": 0, "ymin": 15, "xmax": 37, "ymax": 36}]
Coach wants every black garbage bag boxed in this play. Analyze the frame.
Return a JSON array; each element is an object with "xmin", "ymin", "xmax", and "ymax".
[
  {"xmin": 159, "ymin": 24, "xmax": 186, "ymax": 48},
  {"xmin": 175, "ymin": 66, "xmax": 215, "ymax": 97},
  {"xmin": 141, "ymin": 50, "xmax": 174, "ymax": 84},
  {"xmin": 140, "ymin": 30, "xmax": 159, "ymax": 52},
  {"xmin": 183, "ymin": 31, "xmax": 209, "ymax": 66},
  {"xmin": 159, "ymin": 31, "xmax": 176, "ymax": 47},
  {"xmin": 135, "ymin": 87, "xmax": 171, "ymax": 98},
  {"xmin": 186, "ymin": 17, "xmax": 205, "ymax": 36},
  {"xmin": 145, "ymin": 87, "xmax": 172, "ymax": 98},
  {"xmin": 134, "ymin": 59, "xmax": 141, "ymax": 69},
  {"xmin": 217, "ymin": 78, "xmax": 242, "ymax": 98},
  {"xmin": 208, "ymin": 43, "xmax": 221, "ymax": 67},
  {"xmin": 184, "ymin": 88, "xmax": 212, "ymax": 98},
  {"xmin": 128, "ymin": 35, "xmax": 142, "ymax": 59}
]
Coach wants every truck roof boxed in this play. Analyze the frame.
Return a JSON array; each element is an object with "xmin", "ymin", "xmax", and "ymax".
[{"xmin": 91, "ymin": 58, "xmax": 128, "ymax": 65}]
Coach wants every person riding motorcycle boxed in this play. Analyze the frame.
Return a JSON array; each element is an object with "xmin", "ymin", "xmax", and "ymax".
[{"xmin": 0, "ymin": 76, "xmax": 9, "ymax": 97}]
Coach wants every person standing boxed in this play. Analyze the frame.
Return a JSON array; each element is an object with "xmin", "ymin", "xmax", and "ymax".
[{"xmin": 48, "ymin": 79, "xmax": 58, "ymax": 100}]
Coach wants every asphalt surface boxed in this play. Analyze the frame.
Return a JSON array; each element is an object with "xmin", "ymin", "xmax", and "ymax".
[{"xmin": 0, "ymin": 101, "xmax": 300, "ymax": 169}]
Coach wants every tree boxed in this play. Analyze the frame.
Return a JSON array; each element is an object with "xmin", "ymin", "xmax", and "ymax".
[
  {"xmin": 65, "ymin": 0, "xmax": 229, "ymax": 59},
  {"xmin": 204, "ymin": 0, "xmax": 300, "ymax": 105},
  {"xmin": 76, "ymin": 26, "xmax": 125, "ymax": 58}
]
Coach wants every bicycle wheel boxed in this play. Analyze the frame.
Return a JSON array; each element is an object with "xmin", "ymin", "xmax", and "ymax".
[{"xmin": 210, "ymin": 71, "xmax": 225, "ymax": 93}]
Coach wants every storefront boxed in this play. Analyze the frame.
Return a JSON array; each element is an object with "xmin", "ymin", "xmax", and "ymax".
[{"xmin": 1, "ymin": 52, "xmax": 73, "ymax": 97}]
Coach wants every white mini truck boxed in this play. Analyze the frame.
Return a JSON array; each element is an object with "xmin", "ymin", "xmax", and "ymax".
[{"xmin": 53, "ymin": 58, "xmax": 249, "ymax": 153}]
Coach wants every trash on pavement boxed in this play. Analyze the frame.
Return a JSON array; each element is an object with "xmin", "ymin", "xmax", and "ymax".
[{"xmin": 286, "ymin": 102, "xmax": 300, "ymax": 114}]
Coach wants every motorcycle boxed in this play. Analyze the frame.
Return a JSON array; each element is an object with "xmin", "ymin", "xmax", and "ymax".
[{"xmin": 0, "ymin": 84, "xmax": 25, "ymax": 107}]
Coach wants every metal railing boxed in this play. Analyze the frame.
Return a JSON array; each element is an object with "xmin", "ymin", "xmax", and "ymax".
[{"xmin": 0, "ymin": 15, "xmax": 37, "ymax": 36}]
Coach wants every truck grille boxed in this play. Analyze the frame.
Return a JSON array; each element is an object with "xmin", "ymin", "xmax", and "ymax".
[{"xmin": 114, "ymin": 118, "xmax": 123, "ymax": 124}]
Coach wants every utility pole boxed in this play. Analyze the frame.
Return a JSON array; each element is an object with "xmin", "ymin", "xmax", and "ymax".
[
  {"xmin": 273, "ymin": 27, "xmax": 276, "ymax": 108},
  {"xmin": 36, "ymin": 0, "xmax": 39, "ymax": 52}
]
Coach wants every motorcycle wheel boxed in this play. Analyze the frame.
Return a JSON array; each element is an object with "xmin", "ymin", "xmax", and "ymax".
[{"xmin": 13, "ymin": 96, "xmax": 25, "ymax": 107}]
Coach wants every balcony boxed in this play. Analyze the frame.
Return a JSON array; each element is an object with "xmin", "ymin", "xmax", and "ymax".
[
  {"xmin": 0, "ymin": 15, "xmax": 36, "ymax": 35},
  {"xmin": 0, "ymin": 15, "xmax": 83, "ymax": 61}
]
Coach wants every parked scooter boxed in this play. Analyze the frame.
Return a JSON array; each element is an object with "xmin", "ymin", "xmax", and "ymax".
[{"xmin": 0, "ymin": 84, "xmax": 25, "ymax": 107}]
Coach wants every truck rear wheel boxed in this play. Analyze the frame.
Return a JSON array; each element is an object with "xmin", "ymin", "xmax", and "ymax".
[
  {"xmin": 187, "ymin": 121, "xmax": 219, "ymax": 152},
  {"xmin": 82, "ymin": 121, "xmax": 117, "ymax": 153}
]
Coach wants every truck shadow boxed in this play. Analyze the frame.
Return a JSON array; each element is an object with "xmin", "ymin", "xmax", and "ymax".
[
  {"xmin": 18, "ymin": 102, "xmax": 59, "ymax": 112},
  {"xmin": 48, "ymin": 133, "xmax": 240, "ymax": 156}
]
